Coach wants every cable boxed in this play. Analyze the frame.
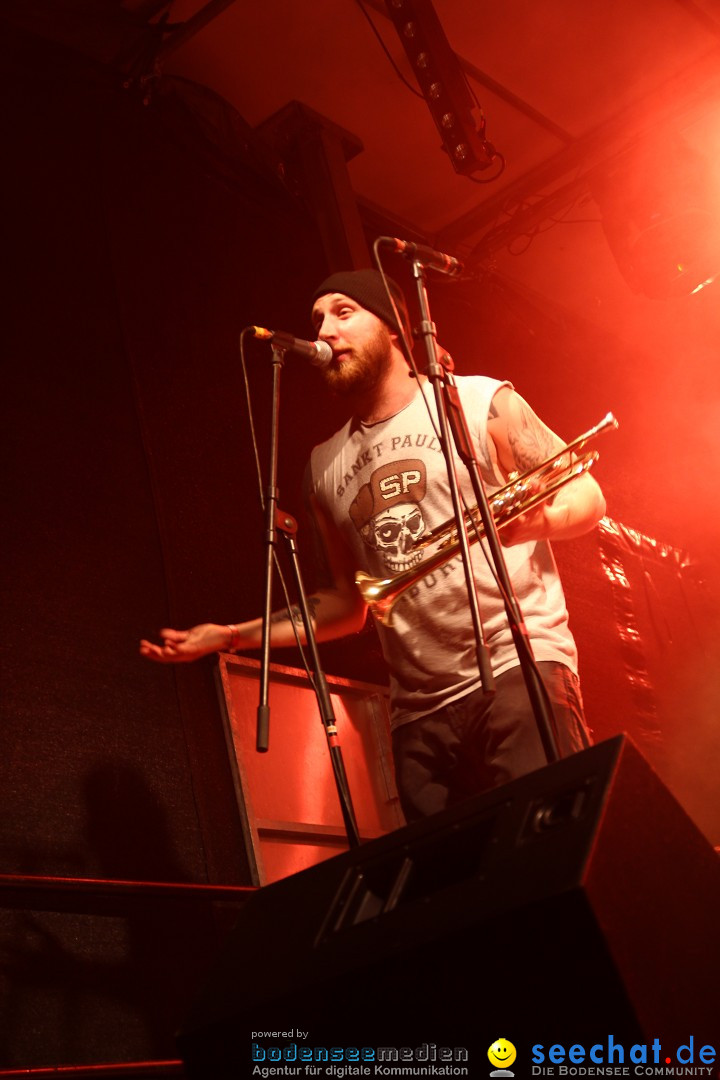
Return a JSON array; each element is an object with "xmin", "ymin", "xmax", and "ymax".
[
  {"xmin": 467, "ymin": 151, "xmax": 506, "ymax": 184},
  {"xmin": 370, "ymin": 247, "xmax": 564, "ymax": 733},
  {"xmin": 237, "ymin": 328, "xmax": 319, "ymax": 688},
  {"xmin": 239, "ymin": 327, "xmax": 267, "ymax": 511},
  {"xmin": 372, "ymin": 238, "xmax": 444, "ymax": 448},
  {"xmin": 354, "ymin": 0, "xmax": 425, "ymax": 99},
  {"xmin": 472, "ymin": 169, "xmax": 599, "ymax": 257}
]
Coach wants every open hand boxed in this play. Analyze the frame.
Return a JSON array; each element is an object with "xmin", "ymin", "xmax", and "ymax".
[{"xmin": 139, "ymin": 623, "xmax": 229, "ymax": 663}]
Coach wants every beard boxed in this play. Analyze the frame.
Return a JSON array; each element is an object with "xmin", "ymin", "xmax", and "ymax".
[{"xmin": 320, "ymin": 323, "xmax": 393, "ymax": 398}]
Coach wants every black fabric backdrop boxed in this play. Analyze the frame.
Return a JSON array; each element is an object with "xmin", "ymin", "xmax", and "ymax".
[
  {"xmin": 3, "ymin": 29, "xmax": 310, "ymax": 888},
  {"xmin": 1, "ymin": 25, "xmax": 335, "ymax": 1066}
]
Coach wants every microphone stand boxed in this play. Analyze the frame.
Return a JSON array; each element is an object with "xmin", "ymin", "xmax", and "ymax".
[
  {"xmin": 409, "ymin": 259, "xmax": 559, "ymax": 764},
  {"xmin": 410, "ymin": 273, "xmax": 494, "ymax": 694},
  {"xmin": 256, "ymin": 343, "xmax": 360, "ymax": 847}
]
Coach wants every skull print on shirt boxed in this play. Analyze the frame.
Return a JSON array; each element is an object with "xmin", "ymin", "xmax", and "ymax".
[{"xmin": 349, "ymin": 458, "xmax": 429, "ymax": 574}]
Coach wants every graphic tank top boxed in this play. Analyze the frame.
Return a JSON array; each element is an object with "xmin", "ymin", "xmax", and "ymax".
[{"xmin": 309, "ymin": 376, "xmax": 577, "ymax": 730}]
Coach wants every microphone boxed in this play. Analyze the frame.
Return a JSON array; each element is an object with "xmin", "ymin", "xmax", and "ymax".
[
  {"xmin": 378, "ymin": 236, "xmax": 464, "ymax": 277},
  {"xmin": 250, "ymin": 326, "xmax": 333, "ymax": 367}
]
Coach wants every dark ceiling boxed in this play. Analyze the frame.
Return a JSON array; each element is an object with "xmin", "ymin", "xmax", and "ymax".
[{"xmin": 8, "ymin": 1, "xmax": 720, "ymax": 302}]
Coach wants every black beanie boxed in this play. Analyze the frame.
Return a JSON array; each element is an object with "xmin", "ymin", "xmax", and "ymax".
[{"xmin": 311, "ymin": 269, "xmax": 411, "ymax": 342}]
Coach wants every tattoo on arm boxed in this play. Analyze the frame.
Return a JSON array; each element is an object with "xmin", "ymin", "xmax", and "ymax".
[
  {"xmin": 270, "ymin": 596, "xmax": 320, "ymax": 628},
  {"xmin": 302, "ymin": 596, "xmax": 320, "ymax": 624},
  {"xmin": 507, "ymin": 401, "xmax": 561, "ymax": 472}
]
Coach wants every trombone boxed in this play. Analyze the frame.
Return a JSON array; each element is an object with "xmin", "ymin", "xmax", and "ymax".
[{"xmin": 356, "ymin": 412, "xmax": 618, "ymax": 625}]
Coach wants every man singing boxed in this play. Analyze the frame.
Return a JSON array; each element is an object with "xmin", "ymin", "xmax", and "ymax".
[{"xmin": 141, "ymin": 269, "xmax": 605, "ymax": 821}]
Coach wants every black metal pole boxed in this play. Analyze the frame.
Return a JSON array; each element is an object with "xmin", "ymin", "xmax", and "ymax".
[
  {"xmin": 255, "ymin": 345, "xmax": 360, "ymax": 844},
  {"xmin": 408, "ymin": 260, "xmax": 559, "ymax": 763},
  {"xmin": 410, "ymin": 260, "xmax": 495, "ymax": 694}
]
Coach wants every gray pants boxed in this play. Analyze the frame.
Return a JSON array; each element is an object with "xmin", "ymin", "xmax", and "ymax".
[{"xmin": 391, "ymin": 661, "xmax": 591, "ymax": 822}]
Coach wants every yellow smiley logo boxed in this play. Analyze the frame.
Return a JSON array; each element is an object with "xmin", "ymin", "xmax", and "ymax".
[{"xmin": 488, "ymin": 1039, "xmax": 517, "ymax": 1070}]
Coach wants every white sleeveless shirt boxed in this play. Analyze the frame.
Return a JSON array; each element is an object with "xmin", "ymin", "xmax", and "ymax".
[{"xmin": 309, "ymin": 376, "xmax": 577, "ymax": 730}]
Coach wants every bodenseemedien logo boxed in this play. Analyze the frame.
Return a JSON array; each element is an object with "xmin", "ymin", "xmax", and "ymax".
[{"xmin": 489, "ymin": 1037, "xmax": 517, "ymax": 1077}]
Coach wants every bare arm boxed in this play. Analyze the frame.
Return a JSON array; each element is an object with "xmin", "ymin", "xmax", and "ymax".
[
  {"xmin": 487, "ymin": 386, "xmax": 606, "ymax": 546},
  {"xmin": 139, "ymin": 494, "xmax": 367, "ymax": 664}
]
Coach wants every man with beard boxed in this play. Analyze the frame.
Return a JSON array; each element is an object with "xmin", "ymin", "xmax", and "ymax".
[{"xmin": 140, "ymin": 269, "xmax": 606, "ymax": 820}]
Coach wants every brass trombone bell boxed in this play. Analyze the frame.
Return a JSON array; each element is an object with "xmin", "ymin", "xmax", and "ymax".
[{"xmin": 356, "ymin": 412, "xmax": 618, "ymax": 626}]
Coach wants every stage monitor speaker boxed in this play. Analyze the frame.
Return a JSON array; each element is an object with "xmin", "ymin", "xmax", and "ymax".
[{"xmin": 177, "ymin": 736, "xmax": 720, "ymax": 1076}]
